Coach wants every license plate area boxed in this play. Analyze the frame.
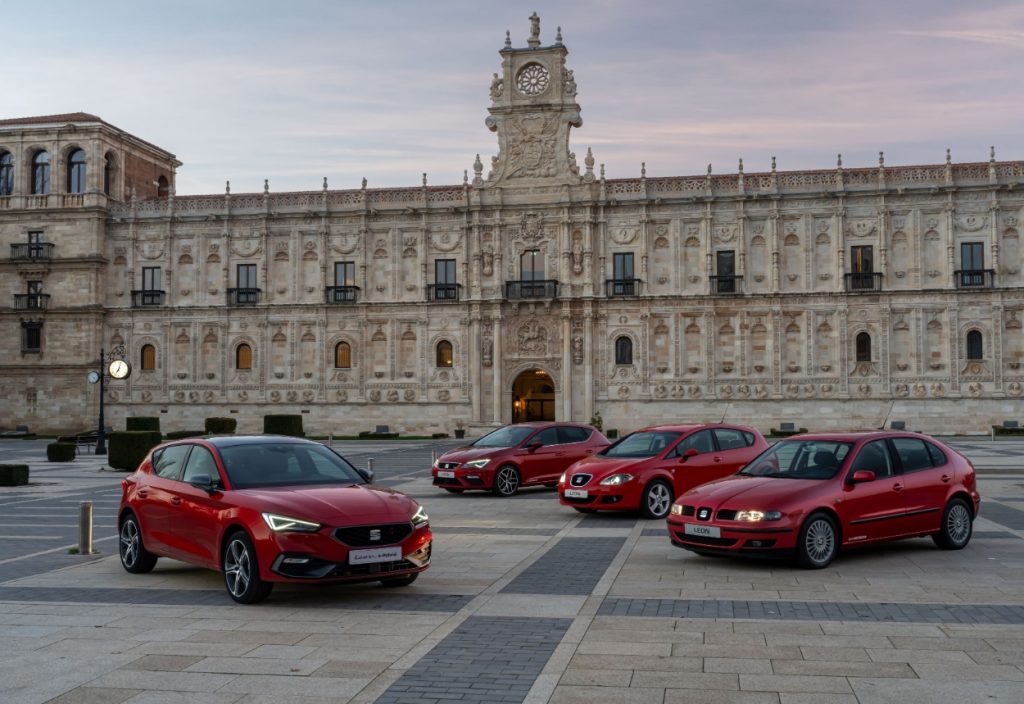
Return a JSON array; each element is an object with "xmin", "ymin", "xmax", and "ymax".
[
  {"xmin": 349, "ymin": 546, "xmax": 402, "ymax": 565},
  {"xmin": 437, "ymin": 470, "xmax": 455, "ymax": 478},
  {"xmin": 564, "ymin": 488, "xmax": 588, "ymax": 499},
  {"xmin": 683, "ymin": 523, "xmax": 721, "ymax": 539}
]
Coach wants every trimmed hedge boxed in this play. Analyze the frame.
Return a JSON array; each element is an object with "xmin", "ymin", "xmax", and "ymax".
[
  {"xmin": 431, "ymin": 432, "xmax": 449, "ymax": 439},
  {"xmin": 126, "ymin": 416, "xmax": 161, "ymax": 432},
  {"xmin": 108, "ymin": 431, "xmax": 163, "ymax": 471},
  {"xmin": 47, "ymin": 443, "xmax": 76, "ymax": 462},
  {"xmin": 606, "ymin": 429, "xmax": 619, "ymax": 439},
  {"xmin": 0, "ymin": 464, "xmax": 29, "ymax": 486},
  {"xmin": 264, "ymin": 415, "xmax": 304, "ymax": 437},
  {"xmin": 205, "ymin": 417, "xmax": 237, "ymax": 434},
  {"xmin": 769, "ymin": 427, "xmax": 808, "ymax": 437},
  {"xmin": 165, "ymin": 430, "xmax": 206, "ymax": 440},
  {"xmin": 993, "ymin": 425, "xmax": 1024, "ymax": 436},
  {"xmin": 358, "ymin": 430, "xmax": 399, "ymax": 439}
]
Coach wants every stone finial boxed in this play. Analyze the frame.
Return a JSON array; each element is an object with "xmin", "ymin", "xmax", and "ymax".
[
  {"xmin": 463, "ymin": 169, "xmax": 468, "ymax": 185},
  {"xmin": 422, "ymin": 172, "xmax": 428, "ymax": 187},
  {"xmin": 555, "ymin": 26, "xmax": 563, "ymax": 45},
  {"xmin": 323, "ymin": 176, "xmax": 328, "ymax": 191},
  {"xmin": 600, "ymin": 163, "xmax": 605, "ymax": 180},
  {"xmin": 361, "ymin": 177, "xmax": 367, "ymax": 190},
  {"xmin": 946, "ymin": 148, "xmax": 951, "ymax": 165},
  {"xmin": 505, "ymin": 30, "xmax": 511, "ymax": 48},
  {"xmin": 837, "ymin": 153, "xmax": 842, "ymax": 168},
  {"xmin": 770, "ymin": 156, "xmax": 777, "ymax": 173},
  {"xmin": 706, "ymin": 163, "xmax": 712, "ymax": 175},
  {"xmin": 879, "ymin": 151, "xmax": 885, "ymax": 167},
  {"xmin": 473, "ymin": 153, "xmax": 483, "ymax": 179},
  {"xmin": 585, "ymin": 147, "xmax": 594, "ymax": 174},
  {"xmin": 990, "ymin": 145, "xmax": 996, "ymax": 163},
  {"xmin": 225, "ymin": 180, "xmax": 230, "ymax": 195},
  {"xmin": 738, "ymin": 158, "xmax": 744, "ymax": 174},
  {"xmin": 528, "ymin": 12, "xmax": 541, "ymax": 48},
  {"xmin": 641, "ymin": 162, "xmax": 647, "ymax": 178},
  {"xmin": 263, "ymin": 179, "xmax": 269, "ymax": 194}
]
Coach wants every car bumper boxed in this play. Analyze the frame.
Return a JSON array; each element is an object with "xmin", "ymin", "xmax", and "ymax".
[
  {"xmin": 558, "ymin": 481, "xmax": 643, "ymax": 511},
  {"xmin": 666, "ymin": 516, "xmax": 797, "ymax": 554},
  {"xmin": 432, "ymin": 467, "xmax": 492, "ymax": 490}
]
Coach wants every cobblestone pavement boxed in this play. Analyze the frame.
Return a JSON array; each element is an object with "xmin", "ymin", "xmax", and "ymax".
[{"xmin": 1, "ymin": 437, "xmax": 1023, "ymax": 703}]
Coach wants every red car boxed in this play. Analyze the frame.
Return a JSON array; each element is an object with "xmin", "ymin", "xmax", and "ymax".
[
  {"xmin": 431, "ymin": 422, "xmax": 609, "ymax": 496},
  {"xmin": 558, "ymin": 424, "xmax": 768, "ymax": 519},
  {"xmin": 118, "ymin": 436, "xmax": 432, "ymax": 603},
  {"xmin": 668, "ymin": 432, "xmax": 980, "ymax": 568}
]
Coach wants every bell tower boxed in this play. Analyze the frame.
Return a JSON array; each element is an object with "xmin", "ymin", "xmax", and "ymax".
[{"xmin": 481, "ymin": 14, "xmax": 588, "ymax": 186}]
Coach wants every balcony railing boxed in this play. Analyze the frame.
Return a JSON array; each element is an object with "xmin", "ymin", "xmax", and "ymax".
[
  {"xmin": 14, "ymin": 294, "xmax": 50, "ymax": 310},
  {"xmin": 505, "ymin": 279, "xmax": 559, "ymax": 299},
  {"xmin": 427, "ymin": 283, "xmax": 462, "ymax": 301},
  {"xmin": 710, "ymin": 275, "xmax": 743, "ymax": 294},
  {"xmin": 131, "ymin": 290, "xmax": 166, "ymax": 307},
  {"xmin": 227, "ymin": 287, "xmax": 262, "ymax": 306},
  {"xmin": 325, "ymin": 285, "xmax": 360, "ymax": 303},
  {"xmin": 10, "ymin": 242, "xmax": 54, "ymax": 260},
  {"xmin": 954, "ymin": 269, "xmax": 995, "ymax": 289},
  {"xmin": 845, "ymin": 272, "xmax": 883, "ymax": 292},
  {"xmin": 605, "ymin": 278, "xmax": 642, "ymax": 297}
]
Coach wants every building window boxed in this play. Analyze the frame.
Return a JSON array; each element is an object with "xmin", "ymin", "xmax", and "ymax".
[
  {"xmin": 335, "ymin": 341, "xmax": 352, "ymax": 368},
  {"xmin": 432, "ymin": 258, "xmax": 458, "ymax": 300},
  {"xmin": 67, "ymin": 149, "xmax": 86, "ymax": 193},
  {"xmin": 855, "ymin": 332, "xmax": 871, "ymax": 362},
  {"xmin": 335, "ymin": 261, "xmax": 355, "ymax": 287},
  {"xmin": 103, "ymin": 154, "xmax": 113, "ymax": 196},
  {"xmin": 0, "ymin": 152, "xmax": 12, "ymax": 196},
  {"xmin": 143, "ymin": 266, "xmax": 161, "ymax": 291},
  {"xmin": 613, "ymin": 253, "xmax": 634, "ymax": 280},
  {"xmin": 436, "ymin": 340, "xmax": 453, "ymax": 367},
  {"xmin": 961, "ymin": 242, "xmax": 983, "ymax": 271},
  {"xmin": 236, "ymin": 343, "xmax": 252, "ymax": 370},
  {"xmin": 966, "ymin": 330, "xmax": 983, "ymax": 361},
  {"xmin": 521, "ymin": 249, "xmax": 543, "ymax": 280},
  {"xmin": 21, "ymin": 321, "xmax": 42, "ymax": 353},
  {"xmin": 157, "ymin": 175, "xmax": 169, "ymax": 197},
  {"xmin": 141, "ymin": 344, "xmax": 156, "ymax": 370},
  {"xmin": 714, "ymin": 250, "xmax": 737, "ymax": 293},
  {"xmin": 851, "ymin": 246, "xmax": 874, "ymax": 273},
  {"xmin": 28, "ymin": 231, "xmax": 44, "ymax": 258},
  {"xmin": 615, "ymin": 336, "xmax": 633, "ymax": 365},
  {"xmin": 32, "ymin": 151, "xmax": 50, "ymax": 195}
]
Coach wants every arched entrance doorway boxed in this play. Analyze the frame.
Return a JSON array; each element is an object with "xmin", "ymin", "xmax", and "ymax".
[{"xmin": 511, "ymin": 369, "xmax": 555, "ymax": 423}]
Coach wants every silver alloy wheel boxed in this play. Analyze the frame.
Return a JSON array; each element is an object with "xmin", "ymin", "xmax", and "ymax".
[
  {"xmin": 495, "ymin": 466, "xmax": 519, "ymax": 496},
  {"xmin": 119, "ymin": 519, "xmax": 139, "ymax": 568},
  {"xmin": 647, "ymin": 483, "xmax": 671, "ymax": 517},
  {"xmin": 946, "ymin": 502, "xmax": 971, "ymax": 545},
  {"xmin": 224, "ymin": 539, "xmax": 251, "ymax": 598},
  {"xmin": 804, "ymin": 518, "xmax": 835, "ymax": 565}
]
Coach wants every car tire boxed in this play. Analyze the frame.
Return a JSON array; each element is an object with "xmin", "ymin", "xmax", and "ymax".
[
  {"xmin": 640, "ymin": 480, "xmax": 674, "ymax": 519},
  {"xmin": 380, "ymin": 572, "xmax": 419, "ymax": 587},
  {"xmin": 932, "ymin": 497, "xmax": 973, "ymax": 550},
  {"xmin": 573, "ymin": 507, "xmax": 597, "ymax": 514},
  {"xmin": 796, "ymin": 512, "xmax": 838, "ymax": 569},
  {"xmin": 443, "ymin": 488, "xmax": 464, "ymax": 494},
  {"xmin": 118, "ymin": 513, "xmax": 158, "ymax": 574},
  {"xmin": 222, "ymin": 530, "xmax": 274, "ymax": 604},
  {"xmin": 492, "ymin": 465, "xmax": 521, "ymax": 497}
]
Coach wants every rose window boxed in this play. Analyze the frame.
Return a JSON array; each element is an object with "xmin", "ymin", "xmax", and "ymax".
[{"xmin": 515, "ymin": 63, "xmax": 550, "ymax": 95}]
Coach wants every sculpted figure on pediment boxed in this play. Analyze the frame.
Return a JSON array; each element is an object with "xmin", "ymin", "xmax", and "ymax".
[
  {"xmin": 517, "ymin": 319, "xmax": 550, "ymax": 356},
  {"xmin": 505, "ymin": 114, "xmax": 560, "ymax": 179}
]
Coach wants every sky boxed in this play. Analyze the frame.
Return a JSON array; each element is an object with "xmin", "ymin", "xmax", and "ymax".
[{"xmin": 6, "ymin": 1, "xmax": 1023, "ymax": 194}]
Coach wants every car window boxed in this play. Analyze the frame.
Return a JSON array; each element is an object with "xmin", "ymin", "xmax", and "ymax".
[
  {"xmin": 740, "ymin": 440, "xmax": 852, "ymax": 480},
  {"xmin": 181, "ymin": 446, "xmax": 219, "ymax": 484},
  {"xmin": 850, "ymin": 440, "xmax": 894, "ymax": 478},
  {"xmin": 676, "ymin": 430, "xmax": 715, "ymax": 455},
  {"xmin": 601, "ymin": 431, "xmax": 681, "ymax": 458},
  {"xmin": 742, "ymin": 431, "xmax": 755, "ymax": 446},
  {"xmin": 926, "ymin": 442, "xmax": 948, "ymax": 467},
  {"xmin": 558, "ymin": 426, "xmax": 591, "ymax": 444},
  {"xmin": 219, "ymin": 442, "xmax": 365, "ymax": 489},
  {"xmin": 473, "ymin": 425, "xmax": 535, "ymax": 448},
  {"xmin": 891, "ymin": 438, "xmax": 934, "ymax": 474},
  {"xmin": 154, "ymin": 444, "xmax": 191, "ymax": 479},
  {"xmin": 532, "ymin": 428, "xmax": 561, "ymax": 446},
  {"xmin": 714, "ymin": 428, "xmax": 747, "ymax": 451}
]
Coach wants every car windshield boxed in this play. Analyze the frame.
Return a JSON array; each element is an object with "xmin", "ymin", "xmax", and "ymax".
[
  {"xmin": 600, "ymin": 431, "xmax": 681, "ymax": 458},
  {"xmin": 739, "ymin": 440, "xmax": 853, "ymax": 480},
  {"xmin": 473, "ymin": 425, "xmax": 536, "ymax": 448},
  {"xmin": 218, "ymin": 442, "xmax": 366, "ymax": 489}
]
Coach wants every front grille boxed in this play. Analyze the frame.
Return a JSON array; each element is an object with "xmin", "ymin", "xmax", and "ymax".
[
  {"xmin": 437, "ymin": 462, "xmax": 459, "ymax": 470},
  {"xmin": 570, "ymin": 473, "xmax": 592, "ymax": 487},
  {"xmin": 562, "ymin": 495, "xmax": 596, "ymax": 504},
  {"xmin": 331, "ymin": 559, "xmax": 417, "ymax": 578},
  {"xmin": 672, "ymin": 532, "xmax": 737, "ymax": 547},
  {"xmin": 333, "ymin": 523, "xmax": 412, "ymax": 547},
  {"xmin": 680, "ymin": 505, "xmax": 696, "ymax": 517},
  {"xmin": 433, "ymin": 476, "xmax": 461, "ymax": 486},
  {"xmin": 716, "ymin": 509, "xmax": 737, "ymax": 521},
  {"xmin": 696, "ymin": 507, "xmax": 713, "ymax": 521}
]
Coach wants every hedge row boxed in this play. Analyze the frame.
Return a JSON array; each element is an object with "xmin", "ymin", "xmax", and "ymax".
[
  {"xmin": 205, "ymin": 417, "xmax": 237, "ymax": 434},
  {"xmin": 164, "ymin": 430, "xmax": 205, "ymax": 440},
  {"xmin": 46, "ymin": 443, "xmax": 76, "ymax": 462},
  {"xmin": 126, "ymin": 417, "xmax": 160, "ymax": 432},
  {"xmin": 108, "ymin": 431, "xmax": 163, "ymax": 471},
  {"xmin": 263, "ymin": 415, "xmax": 304, "ymax": 437},
  {"xmin": 0, "ymin": 464, "xmax": 29, "ymax": 486}
]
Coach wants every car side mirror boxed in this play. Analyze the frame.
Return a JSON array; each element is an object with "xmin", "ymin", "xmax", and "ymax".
[
  {"xmin": 359, "ymin": 468, "xmax": 375, "ymax": 483},
  {"xmin": 680, "ymin": 448, "xmax": 699, "ymax": 463},
  {"xmin": 189, "ymin": 473, "xmax": 216, "ymax": 494},
  {"xmin": 850, "ymin": 470, "xmax": 876, "ymax": 484}
]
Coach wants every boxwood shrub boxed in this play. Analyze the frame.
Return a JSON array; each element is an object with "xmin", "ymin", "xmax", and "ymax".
[
  {"xmin": 205, "ymin": 417, "xmax": 237, "ymax": 434},
  {"xmin": 46, "ymin": 443, "xmax": 76, "ymax": 462},
  {"xmin": 769, "ymin": 427, "xmax": 808, "ymax": 437},
  {"xmin": 993, "ymin": 425, "xmax": 1024, "ymax": 436},
  {"xmin": 263, "ymin": 415, "xmax": 304, "ymax": 437},
  {"xmin": 164, "ymin": 430, "xmax": 206, "ymax": 440},
  {"xmin": 0, "ymin": 464, "xmax": 29, "ymax": 486},
  {"xmin": 126, "ymin": 416, "xmax": 161, "ymax": 432},
  {"xmin": 108, "ymin": 431, "xmax": 163, "ymax": 471}
]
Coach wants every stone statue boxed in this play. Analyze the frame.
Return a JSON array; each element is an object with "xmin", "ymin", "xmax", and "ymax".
[
  {"xmin": 564, "ymin": 68, "xmax": 576, "ymax": 96},
  {"xmin": 572, "ymin": 336, "xmax": 583, "ymax": 365},
  {"xmin": 528, "ymin": 12, "xmax": 540, "ymax": 46},
  {"xmin": 571, "ymin": 239, "xmax": 583, "ymax": 274},
  {"xmin": 489, "ymin": 72, "xmax": 503, "ymax": 99},
  {"xmin": 482, "ymin": 336, "xmax": 493, "ymax": 367},
  {"xmin": 481, "ymin": 245, "xmax": 494, "ymax": 276}
]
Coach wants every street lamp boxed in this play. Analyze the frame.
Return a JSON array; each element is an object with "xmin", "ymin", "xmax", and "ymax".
[{"xmin": 89, "ymin": 344, "xmax": 130, "ymax": 456}]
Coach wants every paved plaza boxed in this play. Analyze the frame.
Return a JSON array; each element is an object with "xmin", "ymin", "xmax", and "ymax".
[{"xmin": 1, "ymin": 437, "xmax": 1024, "ymax": 703}]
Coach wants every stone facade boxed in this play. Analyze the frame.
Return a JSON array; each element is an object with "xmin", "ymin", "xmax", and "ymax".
[{"xmin": 1, "ymin": 19, "xmax": 1022, "ymax": 436}]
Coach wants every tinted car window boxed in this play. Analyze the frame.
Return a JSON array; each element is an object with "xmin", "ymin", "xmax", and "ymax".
[
  {"xmin": 154, "ymin": 444, "xmax": 191, "ymax": 479},
  {"xmin": 891, "ymin": 437, "xmax": 934, "ymax": 473},
  {"xmin": 602, "ymin": 431, "xmax": 681, "ymax": 458},
  {"xmin": 219, "ymin": 442, "xmax": 365, "ymax": 489},
  {"xmin": 473, "ymin": 425, "xmax": 535, "ymax": 448},
  {"xmin": 532, "ymin": 428, "xmax": 561, "ymax": 446},
  {"xmin": 740, "ymin": 440, "xmax": 852, "ymax": 479},
  {"xmin": 742, "ymin": 431, "xmax": 755, "ymax": 446},
  {"xmin": 714, "ymin": 428, "xmax": 747, "ymax": 451},
  {"xmin": 558, "ymin": 426, "xmax": 591, "ymax": 444},
  {"xmin": 181, "ymin": 446, "xmax": 218, "ymax": 484},
  {"xmin": 676, "ymin": 430, "xmax": 715, "ymax": 455},
  {"xmin": 926, "ymin": 442, "xmax": 948, "ymax": 467},
  {"xmin": 850, "ymin": 440, "xmax": 894, "ymax": 478}
]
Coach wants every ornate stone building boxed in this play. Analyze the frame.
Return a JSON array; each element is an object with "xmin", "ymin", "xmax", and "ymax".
[{"xmin": 2, "ymin": 17, "xmax": 1023, "ymax": 435}]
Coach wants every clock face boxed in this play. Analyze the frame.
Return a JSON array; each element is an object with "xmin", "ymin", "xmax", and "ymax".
[
  {"xmin": 515, "ymin": 63, "xmax": 550, "ymax": 95},
  {"xmin": 87, "ymin": 371, "xmax": 100, "ymax": 384},
  {"xmin": 108, "ymin": 360, "xmax": 131, "ymax": 380}
]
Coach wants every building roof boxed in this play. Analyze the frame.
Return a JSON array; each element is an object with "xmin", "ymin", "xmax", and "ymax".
[{"xmin": 0, "ymin": 113, "xmax": 178, "ymax": 161}]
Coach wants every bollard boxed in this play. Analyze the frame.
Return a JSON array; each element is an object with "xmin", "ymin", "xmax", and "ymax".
[
  {"xmin": 431, "ymin": 450, "xmax": 437, "ymax": 465},
  {"xmin": 367, "ymin": 458, "xmax": 374, "ymax": 473},
  {"xmin": 328, "ymin": 433, "xmax": 333, "ymax": 446},
  {"xmin": 79, "ymin": 501, "xmax": 93, "ymax": 555}
]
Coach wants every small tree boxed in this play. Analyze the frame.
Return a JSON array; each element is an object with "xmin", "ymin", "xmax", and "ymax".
[{"xmin": 589, "ymin": 411, "xmax": 603, "ymax": 432}]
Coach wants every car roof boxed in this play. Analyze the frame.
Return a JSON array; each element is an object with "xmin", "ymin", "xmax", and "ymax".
[
  {"xmin": 181, "ymin": 435, "xmax": 321, "ymax": 449},
  {"xmin": 634, "ymin": 423, "xmax": 752, "ymax": 433},
  {"xmin": 510, "ymin": 421, "xmax": 591, "ymax": 428},
  {"xmin": 776, "ymin": 431, "xmax": 930, "ymax": 442}
]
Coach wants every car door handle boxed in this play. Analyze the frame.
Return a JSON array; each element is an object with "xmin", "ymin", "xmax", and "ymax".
[
  {"xmin": 137, "ymin": 490, "xmax": 149, "ymax": 499},
  {"xmin": 940, "ymin": 474, "xmax": 951, "ymax": 483},
  {"xmin": 892, "ymin": 482, "xmax": 904, "ymax": 493},
  {"xmin": 170, "ymin": 497, "xmax": 182, "ymax": 506},
  {"xmin": 713, "ymin": 456, "xmax": 723, "ymax": 463}
]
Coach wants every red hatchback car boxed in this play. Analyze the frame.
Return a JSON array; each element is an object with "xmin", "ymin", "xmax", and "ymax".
[
  {"xmin": 558, "ymin": 424, "xmax": 768, "ymax": 518},
  {"xmin": 668, "ymin": 432, "xmax": 980, "ymax": 568},
  {"xmin": 432, "ymin": 422, "xmax": 609, "ymax": 496},
  {"xmin": 118, "ymin": 436, "xmax": 432, "ymax": 603}
]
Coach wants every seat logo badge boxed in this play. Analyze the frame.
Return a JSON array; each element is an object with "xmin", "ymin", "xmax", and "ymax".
[
  {"xmin": 369, "ymin": 529, "xmax": 381, "ymax": 542},
  {"xmin": 698, "ymin": 508, "xmax": 711, "ymax": 520}
]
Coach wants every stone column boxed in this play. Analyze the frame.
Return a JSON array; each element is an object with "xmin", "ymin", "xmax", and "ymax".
[
  {"xmin": 492, "ymin": 311, "xmax": 503, "ymax": 424},
  {"xmin": 584, "ymin": 307, "xmax": 594, "ymax": 421},
  {"xmin": 561, "ymin": 305, "xmax": 572, "ymax": 420},
  {"xmin": 470, "ymin": 307, "xmax": 481, "ymax": 423}
]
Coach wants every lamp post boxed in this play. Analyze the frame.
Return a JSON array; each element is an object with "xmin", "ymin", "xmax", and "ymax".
[
  {"xmin": 95, "ymin": 348, "xmax": 107, "ymax": 455},
  {"xmin": 94, "ymin": 344, "xmax": 127, "ymax": 456}
]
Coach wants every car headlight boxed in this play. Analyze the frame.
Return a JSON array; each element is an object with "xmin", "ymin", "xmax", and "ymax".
[
  {"xmin": 734, "ymin": 510, "xmax": 782, "ymax": 522},
  {"xmin": 559, "ymin": 472, "xmax": 567, "ymax": 484},
  {"xmin": 411, "ymin": 505, "xmax": 429, "ymax": 526},
  {"xmin": 670, "ymin": 504, "xmax": 684, "ymax": 516},
  {"xmin": 462, "ymin": 458, "xmax": 491, "ymax": 469},
  {"xmin": 599, "ymin": 473, "xmax": 635, "ymax": 486},
  {"xmin": 261, "ymin": 512, "xmax": 321, "ymax": 532}
]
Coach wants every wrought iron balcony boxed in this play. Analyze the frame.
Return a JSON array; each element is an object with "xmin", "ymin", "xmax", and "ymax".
[
  {"xmin": 131, "ymin": 290, "xmax": 165, "ymax": 307},
  {"xmin": 10, "ymin": 242, "xmax": 54, "ymax": 260},
  {"xmin": 505, "ymin": 279, "xmax": 558, "ymax": 299},
  {"xmin": 227, "ymin": 287, "xmax": 261, "ymax": 306},
  {"xmin": 710, "ymin": 275, "xmax": 743, "ymax": 294},
  {"xmin": 954, "ymin": 269, "xmax": 994, "ymax": 289},
  {"xmin": 14, "ymin": 294, "xmax": 50, "ymax": 310},
  {"xmin": 605, "ymin": 278, "xmax": 642, "ymax": 297},
  {"xmin": 427, "ymin": 283, "xmax": 462, "ymax": 301},
  {"xmin": 844, "ymin": 272, "xmax": 883, "ymax": 292},
  {"xmin": 325, "ymin": 285, "xmax": 360, "ymax": 303}
]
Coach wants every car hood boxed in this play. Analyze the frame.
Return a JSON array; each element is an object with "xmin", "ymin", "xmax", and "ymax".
[
  {"xmin": 232, "ymin": 483, "xmax": 418, "ymax": 525},
  {"xmin": 679, "ymin": 474, "xmax": 824, "ymax": 508},
  {"xmin": 567, "ymin": 454, "xmax": 654, "ymax": 480},
  {"xmin": 438, "ymin": 446, "xmax": 510, "ymax": 464}
]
